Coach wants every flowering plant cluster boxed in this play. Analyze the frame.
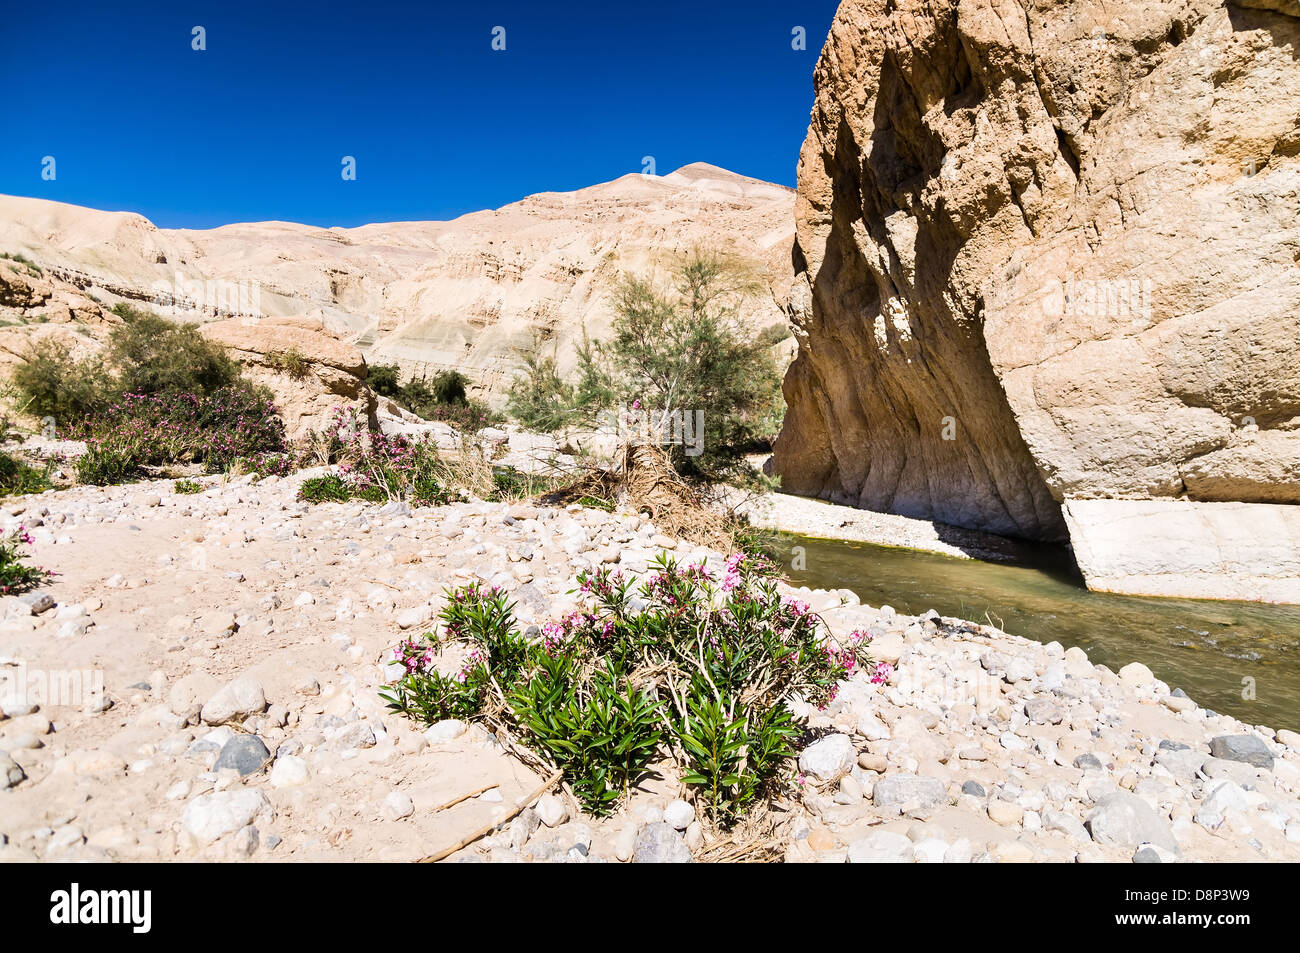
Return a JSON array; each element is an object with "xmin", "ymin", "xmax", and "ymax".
[
  {"xmin": 298, "ymin": 406, "xmax": 455, "ymax": 505},
  {"xmin": 70, "ymin": 388, "xmax": 286, "ymax": 484},
  {"xmin": 382, "ymin": 551, "xmax": 882, "ymax": 824},
  {"xmin": 0, "ymin": 525, "xmax": 53, "ymax": 594}
]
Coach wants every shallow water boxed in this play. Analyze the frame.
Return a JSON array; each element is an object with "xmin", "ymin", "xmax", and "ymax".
[{"xmin": 775, "ymin": 534, "xmax": 1300, "ymax": 732}]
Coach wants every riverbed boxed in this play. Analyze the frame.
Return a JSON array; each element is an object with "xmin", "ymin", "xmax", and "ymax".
[{"xmin": 776, "ymin": 534, "xmax": 1300, "ymax": 732}]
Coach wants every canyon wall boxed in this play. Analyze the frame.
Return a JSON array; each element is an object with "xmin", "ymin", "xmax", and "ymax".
[{"xmin": 774, "ymin": 0, "xmax": 1300, "ymax": 598}]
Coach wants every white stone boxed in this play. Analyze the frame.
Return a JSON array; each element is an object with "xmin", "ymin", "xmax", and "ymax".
[{"xmin": 663, "ymin": 799, "xmax": 695, "ymax": 831}]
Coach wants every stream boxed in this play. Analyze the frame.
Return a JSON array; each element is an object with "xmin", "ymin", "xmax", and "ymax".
[{"xmin": 775, "ymin": 533, "xmax": 1300, "ymax": 732}]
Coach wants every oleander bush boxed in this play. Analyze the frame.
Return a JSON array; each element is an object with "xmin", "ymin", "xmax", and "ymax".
[
  {"xmin": 0, "ymin": 450, "xmax": 53, "ymax": 496},
  {"xmin": 382, "ymin": 551, "xmax": 886, "ymax": 825},
  {"xmin": 71, "ymin": 389, "xmax": 286, "ymax": 484},
  {"xmin": 0, "ymin": 526, "xmax": 52, "ymax": 595},
  {"xmin": 296, "ymin": 406, "xmax": 456, "ymax": 505}
]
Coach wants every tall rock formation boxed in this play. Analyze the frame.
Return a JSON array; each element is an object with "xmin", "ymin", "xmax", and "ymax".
[{"xmin": 774, "ymin": 0, "xmax": 1300, "ymax": 600}]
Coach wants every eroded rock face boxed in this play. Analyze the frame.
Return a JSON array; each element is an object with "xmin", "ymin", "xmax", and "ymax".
[
  {"xmin": 199, "ymin": 317, "xmax": 376, "ymax": 439},
  {"xmin": 0, "ymin": 163, "xmax": 794, "ymax": 403},
  {"xmin": 774, "ymin": 0, "xmax": 1300, "ymax": 546}
]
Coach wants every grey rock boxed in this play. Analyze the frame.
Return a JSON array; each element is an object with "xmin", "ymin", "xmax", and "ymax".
[
  {"xmin": 1208, "ymin": 735, "xmax": 1274, "ymax": 770},
  {"xmin": 1042, "ymin": 809, "xmax": 1089, "ymax": 842},
  {"xmin": 509, "ymin": 808, "xmax": 542, "ymax": 851},
  {"xmin": 181, "ymin": 790, "xmax": 271, "ymax": 846},
  {"xmin": 1074, "ymin": 753, "xmax": 1104, "ymax": 771},
  {"xmin": 334, "ymin": 722, "xmax": 376, "ymax": 750},
  {"xmin": 1155, "ymin": 747, "xmax": 1205, "ymax": 780},
  {"xmin": 1133, "ymin": 846, "xmax": 1163, "ymax": 863},
  {"xmin": 0, "ymin": 751, "xmax": 24, "ymax": 789},
  {"xmin": 961, "ymin": 780, "xmax": 986, "ymax": 798},
  {"xmin": 873, "ymin": 774, "xmax": 947, "ymax": 812},
  {"xmin": 848, "ymin": 830, "xmax": 914, "ymax": 863},
  {"xmin": 213, "ymin": 735, "xmax": 271, "ymax": 776},
  {"xmin": 798, "ymin": 733, "xmax": 856, "ymax": 782},
  {"xmin": 1024, "ymin": 697, "xmax": 1064, "ymax": 725},
  {"xmin": 632, "ymin": 823, "xmax": 693, "ymax": 863},
  {"xmin": 1085, "ymin": 793, "xmax": 1179, "ymax": 853},
  {"xmin": 19, "ymin": 592, "xmax": 55, "ymax": 614}
]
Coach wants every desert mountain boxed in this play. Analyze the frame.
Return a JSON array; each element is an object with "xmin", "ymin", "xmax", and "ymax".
[{"xmin": 0, "ymin": 163, "xmax": 795, "ymax": 400}]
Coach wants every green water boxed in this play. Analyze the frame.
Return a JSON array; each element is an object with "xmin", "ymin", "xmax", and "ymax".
[{"xmin": 775, "ymin": 534, "xmax": 1300, "ymax": 732}]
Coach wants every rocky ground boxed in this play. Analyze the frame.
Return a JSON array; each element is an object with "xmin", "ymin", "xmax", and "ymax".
[{"xmin": 1, "ymin": 468, "xmax": 1299, "ymax": 863}]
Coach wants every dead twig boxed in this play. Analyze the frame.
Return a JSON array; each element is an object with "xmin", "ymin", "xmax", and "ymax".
[
  {"xmin": 415, "ymin": 769, "xmax": 563, "ymax": 864},
  {"xmin": 433, "ymin": 783, "xmax": 500, "ymax": 813}
]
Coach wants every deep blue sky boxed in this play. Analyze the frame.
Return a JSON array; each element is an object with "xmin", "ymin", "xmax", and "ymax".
[{"xmin": 0, "ymin": 0, "xmax": 840, "ymax": 229}]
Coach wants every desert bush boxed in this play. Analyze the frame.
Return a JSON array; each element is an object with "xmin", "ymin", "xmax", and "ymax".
[
  {"xmin": 506, "ymin": 349, "xmax": 573, "ymax": 432},
  {"xmin": 12, "ymin": 340, "xmax": 115, "ymax": 422},
  {"xmin": 266, "ymin": 347, "xmax": 310, "ymax": 379},
  {"xmin": 107, "ymin": 308, "xmax": 242, "ymax": 397},
  {"xmin": 72, "ymin": 388, "xmax": 286, "ymax": 484},
  {"xmin": 367, "ymin": 363, "xmax": 403, "ymax": 399},
  {"xmin": 296, "ymin": 407, "xmax": 456, "ymax": 506},
  {"xmin": 298, "ymin": 474, "xmax": 352, "ymax": 504},
  {"xmin": 0, "ymin": 526, "xmax": 52, "ymax": 595},
  {"xmin": 382, "ymin": 551, "xmax": 885, "ymax": 824},
  {"xmin": 173, "ymin": 479, "xmax": 204, "ymax": 494},
  {"xmin": 504, "ymin": 254, "xmax": 784, "ymax": 479},
  {"xmin": 0, "ymin": 451, "xmax": 53, "ymax": 496},
  {"xmin": 602, "ymin": 256, "xmax": 784, "ymax": 478},
  {"xmin": 369, "ymin": 365, "xmax": 500, "ymax": 432}
]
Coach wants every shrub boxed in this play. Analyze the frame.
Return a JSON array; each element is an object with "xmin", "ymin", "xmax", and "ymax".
[
  {"xmin": 267, "ymin": 347, "xmax": 310, "ymax": 379},
  {"xmin": 296, "ymin": 407, "xmax": 456, "ymax": 506},
  {"xmin": 71, "ymin": 388, "xmax": 286, "ymax": 484},
  {"xmin": 173, "ymin": 479, "xmax": 203, "ymax": 494},
  {"xmin": 76, "ymin": 444, "xmax": 138, "ymax": 486},
  {"xmin": 504, "ymin": 254, "xmax": 785, "ymax": 479},
  {"xmin": 603, "ymin": 256, "xmax": 784, "ymax": 479},
  {"xmin": 233, "ymin": 452, "xmax": 296, "ymax": 479},
  {"xmin": 107, "ymin": 309, "xmax": 242, "ymax": 397},
  {"xmin": 369, "ymin": 365, "xmax": 500, "ymax": 432},
  {"xmin": 367, "ymin": 363, "xmax": 403, "ymax": 399},
  {"xmin": 0, "ymin": 451, "xmax": 53, "ymax": 496},
  {"xmin": 12, "ymin": 340, "xmax": 115, "ymax": 423},
  {"xmin": 298, "ymin": 474, "xmax": 351, "ymax": 504},
  {"xmin": 0, "ymin": 526, "xmax": 52, "ymax": 595},
  {"xmin": 506, "ymin": 349, "xmax": 573, "ymax": 432},
  {"xmin": 382, "ymin": 552, "xmax": 883, "ymax": 824}
]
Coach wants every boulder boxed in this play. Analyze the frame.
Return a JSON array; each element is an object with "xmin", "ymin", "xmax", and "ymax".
[
  {"xmin": 1085, "ymin": 793, "xmax": 1179, "ymax": 853},
  {"xmin": 199, "ymin": 317, "xmax": 376, "ymax": 440}
]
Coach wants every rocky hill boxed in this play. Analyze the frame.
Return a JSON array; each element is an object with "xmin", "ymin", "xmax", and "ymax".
[
  {"xmin": 772, "ymin": 0, "xmax": 1300, "ymax": 602},
  {"xmin": 0, "ymin": 163, "xmax": 795, "ymax": 401}
]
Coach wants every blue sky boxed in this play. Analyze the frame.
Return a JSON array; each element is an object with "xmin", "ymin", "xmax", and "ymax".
[{"xmin": 0, "ymin": 0, "xmax": 840, "ymax": 229}]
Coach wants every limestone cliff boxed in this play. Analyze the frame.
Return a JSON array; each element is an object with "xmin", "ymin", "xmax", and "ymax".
[{"xmin": 774, "ymin": 0, "xmax": 1300, "ymax": 593}]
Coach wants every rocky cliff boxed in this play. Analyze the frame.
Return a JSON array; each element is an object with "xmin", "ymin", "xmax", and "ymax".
[
  {"xmin": 773, "ymin": 0, "xmax": 1300, "ymax": 599},
  {"xmin": 0, "ymin": 163, "xmax": 794, "ymax": 402}
]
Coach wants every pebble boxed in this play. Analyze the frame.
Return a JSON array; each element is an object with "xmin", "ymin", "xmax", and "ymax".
[{"xmin": 663, "ymin": 799, "xmax": 695, "ymax": 831}]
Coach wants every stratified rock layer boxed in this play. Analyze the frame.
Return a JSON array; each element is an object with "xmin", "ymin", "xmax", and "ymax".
[
  {"xmin": 774, "ymin": 0, "xmax": 1300, "ymax": 555},
  {"xmin": 0, "ymin": 163, "xmax": 794, "ymax": 402}
]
